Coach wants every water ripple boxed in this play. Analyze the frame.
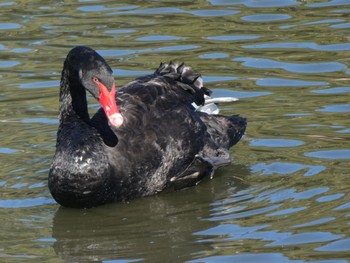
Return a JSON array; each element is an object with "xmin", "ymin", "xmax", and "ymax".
[
  {"xmin": 77, "ymin": 5, "xmax": 138, "ymax": 12},
  {"xmin": 317, "ymin": 104, "xmax": 350, "ymax": 113},
  {"xmin": 244, "ymin": 42, "xmax": 350, "ymax": 51},
  {"xmin": 250, "ymin": 138, "xmax": 304, "ymax": 147},
  {"xmin": 235, "ymin": 57, "xmax": 346, "ymax": 73},
  {"xmin": 257, "ymin": 78, "xmax": 328, "ymax": 87},
  {"xmin": 331, "ymin": 22, "xmax": 350, "ymax": 29},
  {"xmin": 312, "ymin": 87, "xmax": 350, "ymax": 94},
  {"xmin": 108, "ymin": 7, "xmax": 239, "ymax": 17},
  {"xmin": 306, "ymin": 0, "xmax": 350, "ymax": 7},
  {"xmin": 19, "ymin": 80, "xmax": 58, "ymax": 89},
  {"xmin": 189, "ymin": 253, "xmax": 306, "ymax": 263},
  {"xmin": 242, "ymin": 14, "xmax": 292, "ymax": 22},
  {"xmin": 251, "ymin": 162, "xmax": 326, "ymax": 177},
  {"xmin": 136, "ymin": 35, "xmax": 184, "ymax": 41},
  {"xmin": 199, "ymin": 53, "xmax": 229, "ymax": 59},
  {"xmin": 267, "ymin": 232, "xmax": 343, "ymax": 246},
  {"xmin": 0, "ymin": 197, "xmax": 54, "ymax": 208},
  {"xmin": 1, "ymin": 0, "xmax": 350, "ymax": 261},
  {"xmin": 0, "ymin": 61, "xmax": 21, "ymax": 68},
  {"xmin": 316, "ymin": 238, "xmax": 350, "ymax": 252},
  {"xmin": 292, "ymin": 217, "xmax": 336, "ymax": 228},
  {"xmin": 317, "ymin": 193, "xmax": 344, "ymax": 203},
  {"xmin": 206, "ymin": 35, "xmax": 261, "ymax": 41},
  {"xmin": 0, "ymin": 22, "xmax": 21, "ymax": 30},
  {"xmin": 0, "ymin": 147, "xmax": 19, "ymax": 154},
  {"xmin": 208, "ymin": 0, "xmax": 299, "ymax": 7},
  {"xmin": 209, "ymin": 204, "xmax": 282, "ymax": 221},
  {"xmin": 305, "ymin": 149, "xmax": 350, "ymax": 160}
]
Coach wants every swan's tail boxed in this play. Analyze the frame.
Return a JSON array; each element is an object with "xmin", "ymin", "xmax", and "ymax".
[{"xmin": 154, "ymin": 61, "xmax": 239, "ymax": 113}]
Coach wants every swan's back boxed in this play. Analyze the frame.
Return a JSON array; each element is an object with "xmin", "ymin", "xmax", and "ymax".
[{"xmin": 93, "ymin": 62, "xmax": 246, "ymax": 196}]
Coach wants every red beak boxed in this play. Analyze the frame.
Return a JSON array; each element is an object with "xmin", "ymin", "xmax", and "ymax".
[{"xmin": 95, "ymin": 80, "xmax": 124, "ymax": 128}]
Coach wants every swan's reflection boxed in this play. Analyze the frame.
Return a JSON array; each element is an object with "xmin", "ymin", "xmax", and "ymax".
[{"xmin": 52, "ymin": 165, "xmax": 249, "ymax": 262}]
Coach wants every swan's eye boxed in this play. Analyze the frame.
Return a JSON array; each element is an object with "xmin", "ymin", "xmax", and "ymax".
[{"xmin": 92, "ymin": 77, "xmax": 99, "ymax": 83}]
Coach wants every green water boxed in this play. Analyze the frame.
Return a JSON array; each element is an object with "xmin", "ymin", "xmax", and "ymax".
[{"xmin": 0, "ymin": 0, "xmax": 350, "ymax": 262}]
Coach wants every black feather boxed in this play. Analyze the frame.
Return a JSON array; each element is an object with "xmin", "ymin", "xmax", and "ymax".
[{"xmin": 49, "ymin": 48, "xmax": 247, "ymax": 208}]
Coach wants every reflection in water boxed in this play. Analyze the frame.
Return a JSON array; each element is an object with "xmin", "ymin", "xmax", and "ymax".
[
  {"xmin": 52, "ymin": 168, "xmax": 250, "ymax": 262},
  {"xmin": 0, "ymin": 0, "xmax": 350, "ymax": 262}
]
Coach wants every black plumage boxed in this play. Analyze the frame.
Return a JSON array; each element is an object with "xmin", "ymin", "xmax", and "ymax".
[{"xmin": 48, "ymin": 46, "xmax": 247, "ymax": 208}]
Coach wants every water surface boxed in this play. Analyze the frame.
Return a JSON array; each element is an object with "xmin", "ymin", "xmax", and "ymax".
[{"xmin": 0, "ymin": 0, "xmax": 350, "ymax": 262}]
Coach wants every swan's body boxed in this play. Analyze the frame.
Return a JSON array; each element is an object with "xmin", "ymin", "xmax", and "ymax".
[{"xmin": 49, "ymin": 46, "xmax": 246, "ymax": 208}]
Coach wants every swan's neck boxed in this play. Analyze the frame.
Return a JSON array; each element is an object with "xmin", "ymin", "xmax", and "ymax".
[{"xmin": 59, "ymin": 66, "xmax": 90, "ymax": 123}]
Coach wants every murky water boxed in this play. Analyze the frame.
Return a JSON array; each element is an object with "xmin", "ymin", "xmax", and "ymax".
[{"xmin": 1, "ymin": 0, "xmax": 350, "ymax": 262}]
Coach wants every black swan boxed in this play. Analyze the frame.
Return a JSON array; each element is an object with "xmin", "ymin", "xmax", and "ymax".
[{"xmin": 49, "ymin": 46, "xmax": 247, "ymax": 208}]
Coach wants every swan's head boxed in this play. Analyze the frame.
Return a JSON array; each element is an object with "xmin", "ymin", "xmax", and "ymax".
[{"xmin": 66, "ymin": 46, "xmax": 124, "ymax": 128}]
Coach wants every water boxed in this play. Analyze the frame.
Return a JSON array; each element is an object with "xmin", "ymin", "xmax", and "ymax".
[{"xmin": 0, "ymin": 0, "xmax": 349, "ymax": 262}]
